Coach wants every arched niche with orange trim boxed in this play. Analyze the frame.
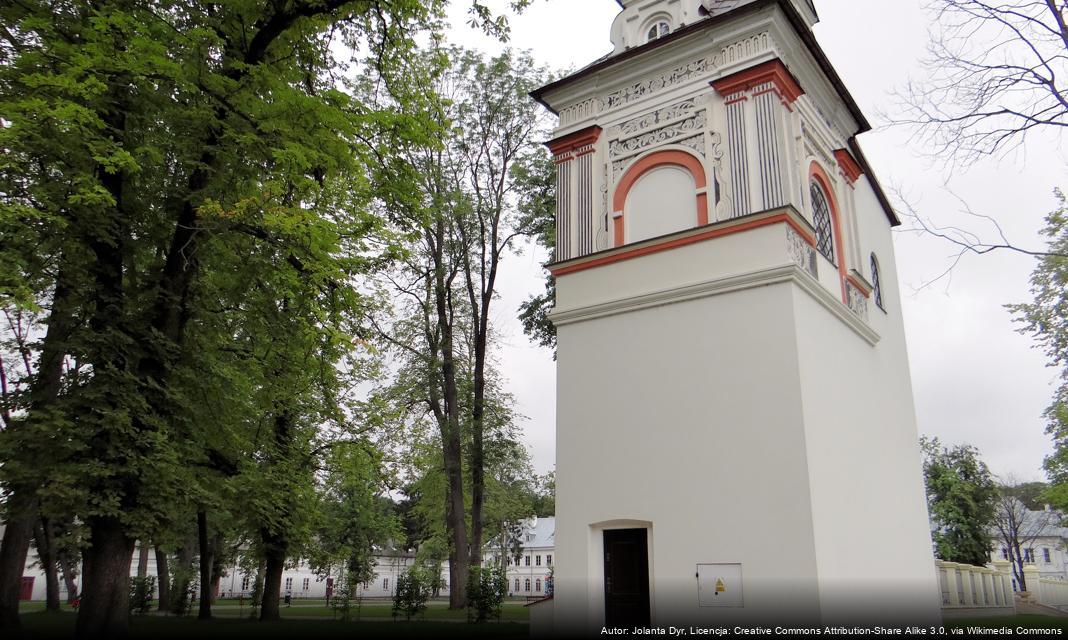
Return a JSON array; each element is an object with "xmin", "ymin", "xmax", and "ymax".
[
  {"xmin": 612, "ymin": 149, "xmax": 709, "ymax": 247},
  {"xmin": 808, "ymin": 160, "xmax": 849, "ymax": 303}
]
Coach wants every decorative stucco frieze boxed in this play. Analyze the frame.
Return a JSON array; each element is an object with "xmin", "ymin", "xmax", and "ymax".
[
  {"xmin": 609, "ymin": 99, "xmax": 699, "ymax": 138},
  {"xmin": 556, "ymin": 32, "xmax": 773, "ymax": 127},
  {"xmin": 604, "ymin": 58, "xmax": 718, "ymax": 111},
  {"xmin": 786, "ymin": 226, "xmax": 818, "ymax": 279},
  {"xmin": 845, "ymin": 280, "xmax": 869, "ymax": 321},
  {"xmin": 609, "ymin": 110, "xmax": 707, "ymax": 158},
  {"xmin": 677, "ymin": 135, "xmax": 707, "ymax": 158}
]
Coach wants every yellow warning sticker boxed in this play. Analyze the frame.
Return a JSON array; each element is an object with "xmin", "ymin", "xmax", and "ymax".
[{"xmin": 715, "ymin": 578, "xmax": 726, "ymax": 593}]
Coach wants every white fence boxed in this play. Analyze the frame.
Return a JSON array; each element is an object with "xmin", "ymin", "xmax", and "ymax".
[
  {"xmin": 1023, "ymin": 563, "xmax": 1068, "ymax": 610},
  {"xmin": 937, "ymin": 560, "xmax": 1016, "ymax": 618}
]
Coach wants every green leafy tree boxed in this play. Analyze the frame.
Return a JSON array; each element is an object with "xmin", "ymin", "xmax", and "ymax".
[
  {"xmin": 1010, "ymin": 192, "xmax": 1068, "ymax": 511},
  {"xmin": 920, "ymin": 436, "xmax": 999, "ymax": 566},
  {"xmin": 370, "ymin": 46, "xmax": 549, "ymax": 607}
]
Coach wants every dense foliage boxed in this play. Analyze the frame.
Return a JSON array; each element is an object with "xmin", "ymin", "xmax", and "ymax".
[
  {"xmin": 0, "ymin": 0, "xmax": 554, "ymax": 636},
  {"xmin": 921, "ymin": 437, "xmax": 999, "ymax": 566}
]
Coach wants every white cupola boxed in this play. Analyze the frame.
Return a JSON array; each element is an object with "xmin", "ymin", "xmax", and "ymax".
[{"xmin": 609, "ymin": 0, "xmax": 818, "ymax": 55}]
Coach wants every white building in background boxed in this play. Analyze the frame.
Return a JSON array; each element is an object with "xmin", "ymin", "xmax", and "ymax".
[
  {"xmin": 988, "ymin": 506, "xmax": 1068, "ymax": 584},
  {"xmin": 13, "ymin": 517, "xmax": 557, "ymax": 602},
  {"xmin": 501, "ymin": 517, "xmax": 555, "ymax": 598},
  {"xmin": 533, "ymin": 0, "xmax": 939, "ymax": 632}
]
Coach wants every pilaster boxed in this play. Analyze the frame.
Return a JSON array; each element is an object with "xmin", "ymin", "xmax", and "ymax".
[
  {"xmin": 712, "ymin": 59, "xmax": 804, "ymax": 217},
  {"xmin": 548, "ymin": 126, "xmax": 603, "ymax": 261}
]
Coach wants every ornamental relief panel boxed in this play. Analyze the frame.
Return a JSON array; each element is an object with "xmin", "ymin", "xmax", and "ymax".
[
  {"xmin": 609, "ymin": 110, "xmax": 708, "ymax": 159},
  {"xmin": 609, "ymin": 98, "xmax": 699, "ymax": 138},
  {"xmin": 846, "ymin": 281, "xmax": 869, "ymax": 321},
  {"xmin": 786, "ymin": 226, "xmax": 818, "ymax": 280}
]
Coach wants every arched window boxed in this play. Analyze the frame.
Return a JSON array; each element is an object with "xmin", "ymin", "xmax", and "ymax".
[
  {"xmin": 870, "ymin": 253, "xmax": 884, "ymax": 310},
  {"xmin": 646, "ymin": 20, "xmax": 670, "ymax": 42},
  {"xmin": 524, "ymin": 579, "xmax": 531, "ymax": 592},
  {"xmin": 810, "ymin": 180, "xmax": 835, "ymax": 263},
  {"xmin": 536, "ymin": 579, "xmax": 542, "ymax": 592},
  {"xmin": 514, "ymin": 578, "xmax": 520, "ymax": 592}
]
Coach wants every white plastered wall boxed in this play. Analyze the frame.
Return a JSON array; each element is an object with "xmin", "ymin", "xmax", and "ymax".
[{"xmin": 554, "ymin": 282, "xmax": 825, "ymax": 632}]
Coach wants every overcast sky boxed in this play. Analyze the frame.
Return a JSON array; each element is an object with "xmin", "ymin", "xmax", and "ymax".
[{"xmin": 446, "ymin": 0, "xmax": 1062, "ymax": 483}]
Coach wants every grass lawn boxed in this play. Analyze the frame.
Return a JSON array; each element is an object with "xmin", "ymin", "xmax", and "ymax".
[
  {"xmin": 210, "ymin": 599, "xmax": 530, "ymax": 622},
  {"xmin": 15, "ymin": 610, "xmax": 529, "ymax": 639}
]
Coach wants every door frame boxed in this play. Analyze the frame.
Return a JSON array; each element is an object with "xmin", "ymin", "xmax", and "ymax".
[{"xmin": 588, "ymin": 520, "xmax": 654, "ymax": 629}]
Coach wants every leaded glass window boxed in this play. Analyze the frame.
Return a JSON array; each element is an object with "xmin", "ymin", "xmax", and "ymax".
[
  {"xmin": 810, "ymin": 181, "xmax": 834, "ymax": 263},
  {"xmin": 870, "ymin": 253, "xmax": 884, "ymax": 310},
  {"xmin": 646, "ymin": 21, "xmax": 670, "ymax": 42}
]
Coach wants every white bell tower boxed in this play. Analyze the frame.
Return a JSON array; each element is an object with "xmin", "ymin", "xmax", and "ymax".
[{"xmin": 532, "ymin": 0, "xmax": 941, "ymax": 632}]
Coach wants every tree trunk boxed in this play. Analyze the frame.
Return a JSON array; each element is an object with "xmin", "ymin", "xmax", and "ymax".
[
  {"xmin": 154, "ymin": 547, "xmax": 170, "ymax": 612},
  {"xmin": 252, "ymin": 562, "xmax": 265, "ymax": 613},
  {"xmin": 258, "ymin": 539, "xmax": 286, "ymax": 621},
  {"xmin": 74, "ymin": 516, "xmax": 136, "ymax": 640},
  {"xmin": 0, "ymin": 494, "xmax": 36, "ymax": 628},
  {"xmin": 136, "ymin": 545, "xmax": 148, "ymax": 579},
  {"xmin": 428, "ymin": 216, "xmax": 470, "ymax": 609},
  {"xmin": 33, "ymin": 517, "xmax": 61, "ymax": 611},
  {"xmin": 0, "ymin": 256, "xmax": 76, "ymax": 629},
  {"xmin": 197, "ymin": 511, "xmax": 212, "ymax": 620},
  {"xmin": 209, "ymin": 534, "xmax": 223, "ymax": 603},
  {"xmin": 169, "ymin": 544, "xmax": 194, "ymax": 615},
  {"xmin": 59, "ymin": 552, "xmax": 79, "ymax": 604}
]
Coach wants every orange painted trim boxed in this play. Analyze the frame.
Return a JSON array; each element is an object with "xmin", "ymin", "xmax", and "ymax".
[
  {"xmin": 552, "ymin": 212, "xmax": 802, "ymax": 277},
  {"xmin": 612, "ymin": 149, "xmax": 708, "ymax": 247},
  {"xmin": 809, "ymin": 161, "xmax": 849, "ymax": 304},
  {"xmin": 546, "ymin": 125, "xmax": 603, "ymax": 156},
  {"xmin": 846, "ymin": 274, "xmax": 871, "ymax": 298},
  {"xmin": 833, "ymin": 149, "xmax": 863, "ymax": 185},
  {"xmin": 711, "ymin": 59, "xmax": 805, "ymax": 105}
]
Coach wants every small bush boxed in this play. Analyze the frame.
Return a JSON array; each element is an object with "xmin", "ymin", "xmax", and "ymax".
[
  {"xmin": 467, "ymin": 566, "xmax": 507, "ymax": 623},
  {"xmin": 392, "ymin": 566, "xmax": 433, "ymax": 621},
  {"xmin": 129, "ymin": 576, "xmax": 156, "ymax": 614}
]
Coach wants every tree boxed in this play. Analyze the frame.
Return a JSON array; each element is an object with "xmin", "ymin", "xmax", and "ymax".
[
  {"xmin": 1010, "ymin": 192, "xmax": 1068, "ymax": 511},
  {"xmin": 921, "ymin": 437, "xmax": 1000, "ymax": 566},
  {"xmin": 370, "ymin": 46, "xmax": 549, "ymax": 607},
  {"xmin": 515, "ymin": 151, "xmax": 558, "ymax": 353},
  {"xmin": 0, "ymin": 1, "xmax": 444, "ymax": 635},
  {"xmin": 889, "ymin": 1, "xmax": 1068, "ymax": 266},
  {"xmin": 993, "ymin": 480, "xmax": 1057, "ymax": 592},
  {"xmin": 895, "ymin": 0, "xmax": 1068, "ymax": 166}
]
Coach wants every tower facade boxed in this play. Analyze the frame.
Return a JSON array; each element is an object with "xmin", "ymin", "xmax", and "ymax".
[{"xmin": 532, "ymin": 0, "xmax": 940, "ymax": 632}]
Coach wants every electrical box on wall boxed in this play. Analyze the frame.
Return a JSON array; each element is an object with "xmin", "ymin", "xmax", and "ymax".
[{"xmin": 697, "ymin": 563, "xmax": 743, "ymax": 607}]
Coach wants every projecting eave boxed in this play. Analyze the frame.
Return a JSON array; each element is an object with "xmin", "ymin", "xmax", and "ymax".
[
  {"xmin": 531, "ymin": 0, "xmax": 899, "ymax": 227},
  {"xmin": 533, "ymin": 0, "xmax": 866, "ymax": 132}
]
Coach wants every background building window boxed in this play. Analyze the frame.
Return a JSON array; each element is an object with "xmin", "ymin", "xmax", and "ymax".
[
  {"xmin": 536, "ymin": 579, "xmax": 542, "ymax": 592},
  {"xmin": 242, "ymin": 576, "xmax": 250, "ymax": 591},
  {"xmin": 646, "ymin": 20, "xmax": 670, "ymax": 42},
  {"xmin": 514, "ymin": 578, "xmax": 520, "ymax": 592},
  {"xmin": 1044, "ymin": 548, "xmax": 1052, "ymax": 563},
  {"xmin": 547, "ymin": 554, "xmax": 552, "ymax": 566},
  {"xmin": 384, "ymin": 577, "xmax": 389, "ymax": 590},
  {"xmin": 303, "ymin": 578, "xmax": 310, "ymax": 590},
  {"xmin": 870, "ymin": 253, "xmax": 884, "ymax": 310},
  {"xmin": 536, "ymin": 555, "xmax": 542, "ymax": 566},
  {"xmin": 525, "ymin": 556, "xmax": 530, "ymax": 566},
  {"xmin": 525, "ymin": 579, "xmax": 531, "ymax": 592},
  {"xmin": 811, "ymin": 180, "xmax": 835, "ymax": 263},
  {"xmin": 284, "ymin": 577, "xmax": 292, "ymax": 591},
  {"xmin": 1024, "ymin": 548, "xmax": 1035, "ymax": 563}
]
